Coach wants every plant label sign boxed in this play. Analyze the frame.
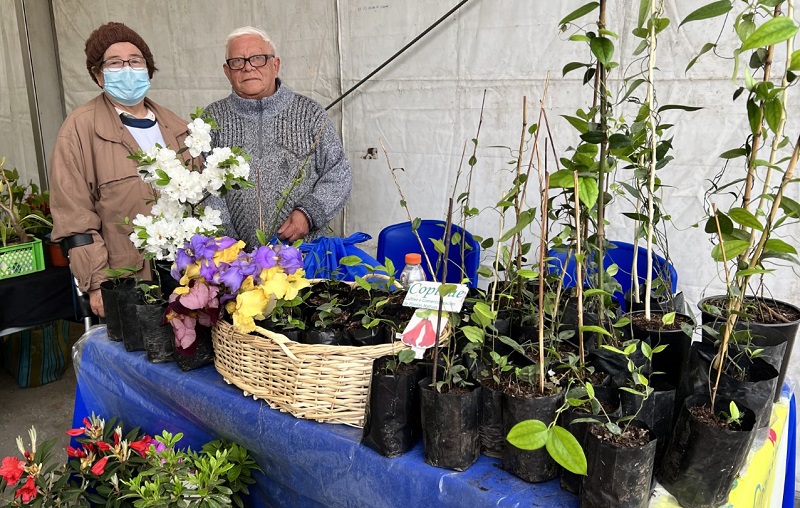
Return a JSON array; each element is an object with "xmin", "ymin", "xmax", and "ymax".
[
  {"xmin": 401, "ymin": 310, "xmax": 449, "ymax": 358},
  {"xmin": 401, "ymin": 281, "xmax": 468, "ymax": 312}
]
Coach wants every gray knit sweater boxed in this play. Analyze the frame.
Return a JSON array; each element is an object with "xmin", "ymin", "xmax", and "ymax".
[{"xmin": 204, "ymin": 79, "xmax": 352, "ymax": 246}]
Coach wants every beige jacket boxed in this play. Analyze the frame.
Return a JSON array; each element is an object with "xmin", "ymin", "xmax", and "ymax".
[{"xmin": 50, "ymin": 94, "xmax": 192, "ymax": 292}]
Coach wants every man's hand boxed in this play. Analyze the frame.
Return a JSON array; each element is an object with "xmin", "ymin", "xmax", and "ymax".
[
  {"xmin": 277, "ymin": 210, "xmax": 310, "ymax": 243},
  {"xmin": 89, "ymin": 288, "xmax": 105, "ymax": 318}
]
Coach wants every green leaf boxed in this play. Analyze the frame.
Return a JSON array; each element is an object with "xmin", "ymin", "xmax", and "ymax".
[
  {"xmin": 507, "ymin": 419, "xmax": 549, "ymax": 450},
  {"xmin": 662, "ymin": 311, "xmax": 676, "ymax": 325},
  {"xmin": 705, "ymin": 212, "xmax": 733, "ymax": 235},
  {"xmin": 339, "ymin": 255, "xmax": 362, "ymax": 267},
  {"xmin": 728, "ymin": 207, "xmax": 764, "ymax": 231},
  {"xmin": 586, "ymin": 382, "xmax": 595, "ymax": 399},
  {"xmin": 638, "ymin": 0, "xmax": 651, "ymax": 28},
  {"xmin": 517, "ymin": 269, "xmax": 539, "ymax": 279},
  {"xmin": 680, "ymin": 1, "xmax": 733, "ymax": 27},
  {"xmin": 559, "ymin": 2, "xmax": 600, "ymax": 26},
  {"xmin": 608, "ymin": 133, "xmax": 633, "ymax": 149},
  {"xmin": 580, "ymin": 130, "xmax": 605, "ymax": 144},
  {"xmin": 431, "ymin": 238, "xmax": 446, "ymax": 255},
  {"xmin": 438, "ymin": 283, "xmax": 457, "ymax": 296},
  {"xmin": 460, "ymin": 325, "xmax": 485, "ymax": 344},
  {"xmin": 581, "ymin": 325, "xmax": 612, "ymax": 336},
  {"xmin": 547, "ymin": 426, "xmax": 588, "ymax": 476},
  {"xmin": 764, "ymin": 97, "xmax": 783, "ymax": 133},
  {"xmin": 765, "ymin": 238, "xmax": 798, "ymax": 254},
  {"xmin": 563, "ymin": 61, "xmax": 588, "ymax": 76},
  {"xmin": 747, "ymin": 98, "xmax": 761, "ymax": 136},
  {"xmin": 686, "ymin": 43, "xmax": 716, "ymax": 73},
  {"xmin": 605, "ymin": 421, "xmax": 623, "ymax": 434},
  {"xmin": 601, "ymin": 344, "xmax": 625, "ymax": 355},
  {"xmin": 657, "ymin": 104, "xmax": 703, "ymax": 113},
  {"xmin": 736, "ymin": 267, "xmax": 773, "ymax": 276},
  {"xmin": 590, "ymin": 37, "xmax": 615, "ymax": 66},
  {"xmin": 411, "ymin": 217, "xmax": 421, "ymax": 231},
  {"xmin": 741, "ymin": 17, "xmax": 798, "ymax": 51},
  {"xmin": 549, "ymin": 169, "xmax": 576, "ymax": 189},
  {"xmin": 719, "ymin": 148, "xmax": 747, "ymax": 159},
  {"xmin": 578, "ymin": 177, "xmax": 599, "ymax": 209},
  {"xmin": 562, "ymin": 115, "xmax": 589, "ymax": 133},
  {"xmin": 584, "ymin": 288, "xmax": 612, "ymax": 297},
  {"xmin": 790, "ymin": 50, "xmax": 800, "ymax": 71},
  {"xmin": 711, "ymin": 239, "xmax": 750, "ymax": 261},
  {"xmin": 499, "ymin": 209, "xmax": 536, "ymax": 242}
]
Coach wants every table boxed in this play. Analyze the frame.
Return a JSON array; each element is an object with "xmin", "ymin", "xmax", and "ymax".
[
  {"xmin": 0, "ymin": 265, "xmax": 78, "ymax": 334},
  {"xmin": 72, "ymin": 327, "xmax": 795, "ymax": 508},
  {"xmin": 72, "ymin": 327, "xmax": 578, "ymax": 508}
]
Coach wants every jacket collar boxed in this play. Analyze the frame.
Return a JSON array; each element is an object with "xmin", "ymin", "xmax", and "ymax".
[
  {"xmin": 94, "ymin": 93, "xmax": 185, "ymax": 144},
  {"xmin": 228, "ymin": 78, "xmax": 292, "ymax": 118}
]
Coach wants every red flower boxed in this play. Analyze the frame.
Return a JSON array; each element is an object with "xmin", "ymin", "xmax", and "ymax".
[
  {"xmin": 90, "ymin": 456, "xmax": 109, "ymax": 476},
  {"xmin": 14, "ymin": 476, "xmax": 37, "ymax": 503},
  {"xmin": 129, "ymin": 436, "xmax": 153, "ymax": 457},
  {"xmin": 0, "ymin": 456, "xmax": 24, "ymax": 485},
  {"xmin": 66, "ymin": 428, "xmax": 85, "ymax": 437},
  {"xmin": 96, "ymin": 441, "xmax": 111, "ymax": 452},
  {"xmin": 66, "ymin": 446, "xmax": 87, "ymax": 459},
  {"xmin": 83, "ymin": 443, "xmax": 95, "ymax": 453}
]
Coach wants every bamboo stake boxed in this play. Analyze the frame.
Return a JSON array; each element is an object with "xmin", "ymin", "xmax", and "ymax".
[
  {"xmin": 711, "ymin": 204, "xmax": 734, "ymax": 410},
  {"xmin": 431, "ymin": 197, "xmax": 455, "ymax": 388},
  {"xmin": 644, "ymin": 0, "xmax": 661, "ymax": 320},
  {"xmin": 538, "ymin": 173, "xmax": 550, "ymax": 392},
  {"xmin": 573, "ymin": 171, "xmax": 584, "ymax": 364}
]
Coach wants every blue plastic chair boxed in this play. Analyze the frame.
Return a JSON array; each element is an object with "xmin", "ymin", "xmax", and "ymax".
[
  {"xmin": 376, "ymin": 220, "xmax": 480, "ymax": 287},
  {"xmin": 548, "ymin": 241, "xmax": 677, "ymax": 311}
]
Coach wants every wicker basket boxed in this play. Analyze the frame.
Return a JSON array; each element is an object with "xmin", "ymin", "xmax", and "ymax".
[{"xmin": 213, "ymin": 319, "xmax": 444, "ymax": 427}]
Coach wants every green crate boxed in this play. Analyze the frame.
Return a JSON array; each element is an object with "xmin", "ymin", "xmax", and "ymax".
[{"xmin": 0, "ymin": 238, "xmax": 45, "ymax": 280}]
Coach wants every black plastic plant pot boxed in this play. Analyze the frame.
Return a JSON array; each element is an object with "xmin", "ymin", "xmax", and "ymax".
[
  {"xmin": 302, "ymin": 327, "xmax": 351, "ymax": 346},
  {"xmin": 136, "ymin": 303, "xmax": 174, "ymax": 363},
  {"xmin": 678, "ymin": 342, "xmax": 778, "ymax": 429},
  {"xmin": 502, "ymin": 390, "xmax": 563, "ymax": 483},
  {"xmin": 173, "ymin": 325, "xmax": 215, "ymax": 371},
  {"xmin": 361, "ymin": 356, "xmax": 425, "ymax": 458},
  {"xmin": 348, "ymin": 322, "xmax": 389, "ymax": 347},
  {"xmin": 418, "ymin": 377, "xmax": 481, "ymax": 471},
  {"xmin": 618, "ymin": 381, "xmax": 675, "ymax": 471},
  {"xmin": 119, "ymin": 285, "xmax": 150, "ymax": 352},
  {"xmin": 657, "ymin": 394, "xmax": 756, "ymax": 508},
  {"xmin": 559, "ymin": 385, "xmax": 621, "ymax": 494},
  {"xmin": 627, "ymin": 310, "xmax": 693, "ymax": 390},
  {"xmin": 580, "ymin": 420, "xmax": 657, "ymax": 508},
  {"xmin": 155, "ymin": 260, "xmax": 180, "ymax": 300},
  {"xmin": 478, "ymin": 379, "xmax": 504, "ymax": 458},
  {"xmin": 99, "ymin": 278, "xmax": 136, "ymax": 342},
  {"xmin": 698, "ymin": 296, "xmax": 799, "ymax": 403}
]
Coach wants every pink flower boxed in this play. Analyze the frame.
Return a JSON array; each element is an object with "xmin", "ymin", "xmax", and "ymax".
[
  {"xmin": 129, "ymin": 436, "xmax": 154, "ymax": 457},
  {"xmin": 169, "ymin": 313, "xmax": 198, "ymax": 349},
  {"xmin": 0, "ymin": 456, "xmax": 24, "ymax": 485},
  {"xmin": 14, "ymin": 476, "xmax": 37, "ymax": 503}
]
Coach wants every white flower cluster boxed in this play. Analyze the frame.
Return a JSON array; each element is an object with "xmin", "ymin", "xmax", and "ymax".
[{"xmin": 129, "ymin": 113, "xmax": 251, "ymax": 261}]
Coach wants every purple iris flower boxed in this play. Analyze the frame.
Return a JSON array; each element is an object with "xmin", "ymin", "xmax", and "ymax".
[
  {"xmin": 214, "ymin": 236, "xmax": 238, "ymax": 252},
  {"xmin": 253, "ymin": 246, "xmax": 278, "ymax": 272},
  {"xmin": 275, "ymin": 245, "xmax": 304, "ymax": 275},
  {"xmin": 199, "ymin": 258, "xmax": 220, "ymax": 282},
  {"xmin": 190, "ymin": 234, "xmax": 215, "ymax": 260},
  {"xmin": 217, "ymin": 262, "xmax": 244, "ymax": 294},
  {"xmin": 174, "ymin": 248, "xmax": 195, "ymax": 277}
]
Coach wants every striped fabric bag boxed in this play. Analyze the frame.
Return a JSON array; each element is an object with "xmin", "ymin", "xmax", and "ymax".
[{"xmin": 1, "ymin": 320, "xmax": 84, "ymax": 388}]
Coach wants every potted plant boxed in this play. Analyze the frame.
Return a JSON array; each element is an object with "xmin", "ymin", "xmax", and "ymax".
[
  {"xmin": 98, "ymin": 265, "xmax": 140, "ymax": 342},
  {"xmin": 684, "ymin": 0, "xmax": 800, "ymax": 404},
  {"xmin": 134, "ymin": 281, "xmax": 175, "ymax": 363}
]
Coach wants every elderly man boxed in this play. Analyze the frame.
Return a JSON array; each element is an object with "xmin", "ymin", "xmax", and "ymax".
[{"xmin": 205, "ymin": 26, "xmax": 352, "ymax": 245}]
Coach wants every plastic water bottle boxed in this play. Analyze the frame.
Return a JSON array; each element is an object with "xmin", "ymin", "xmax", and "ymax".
[{"xmin": 399, "ymin": 253, "xmax": 426, "ymax": 287}]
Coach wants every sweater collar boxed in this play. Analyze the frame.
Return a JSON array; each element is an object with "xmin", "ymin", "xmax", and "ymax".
[{"xmin": 227, "ymin": 78, "xmax": 292, "ymax": 117}]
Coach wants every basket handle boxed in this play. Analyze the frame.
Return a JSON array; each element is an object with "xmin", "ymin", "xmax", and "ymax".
[{"xmin": 253, "ymin": 325, "xmax": 300, "ymax": 362}]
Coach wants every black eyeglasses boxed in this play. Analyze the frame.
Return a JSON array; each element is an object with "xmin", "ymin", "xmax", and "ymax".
[
  {"xmin": 225, "ymin": 54, "xmax": 274, "ymax": 70},
  {"xmin": 102, "ymin": 56, "xmax": 147, "ymax": 71}
]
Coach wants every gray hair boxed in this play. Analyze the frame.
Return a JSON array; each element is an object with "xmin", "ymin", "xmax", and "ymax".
[{"xmin": 225, "ymin": 26, "xmax": 278, "ymax": 57}]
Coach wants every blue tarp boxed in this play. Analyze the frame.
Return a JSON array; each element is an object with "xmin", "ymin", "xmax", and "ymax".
[{"xmin": 72, "ymin": 327, "xmax": 578, "ymax": 508}]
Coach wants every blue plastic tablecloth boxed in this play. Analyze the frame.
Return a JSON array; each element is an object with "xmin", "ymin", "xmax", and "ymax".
[{"xmin": 72, "ymin": 327, "xmax": 578, "ymax": 508}]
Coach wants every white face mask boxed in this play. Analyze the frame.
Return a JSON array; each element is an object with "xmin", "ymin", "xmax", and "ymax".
[{"xmin": 102, "ymin": 67, "xmax": 150, "ymax": 106}]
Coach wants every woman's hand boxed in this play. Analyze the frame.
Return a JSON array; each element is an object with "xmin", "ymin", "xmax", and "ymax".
[{"xmin": 89, "ymin": 288, "xmax": 105, "ymax": 317}]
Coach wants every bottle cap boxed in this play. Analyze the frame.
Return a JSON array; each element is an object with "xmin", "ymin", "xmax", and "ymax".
[{"xmin": 405, "ymin": 253, "xmax": 422, "ymax": 264}]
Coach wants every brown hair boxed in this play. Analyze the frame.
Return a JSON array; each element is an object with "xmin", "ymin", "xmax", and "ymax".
[{"xmin": 84, "ymin": 22, "xmax": 157, "ymax": 86}]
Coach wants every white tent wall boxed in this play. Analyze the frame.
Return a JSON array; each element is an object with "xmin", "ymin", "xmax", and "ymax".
[
  {"xmin": 40, "ymin": 1, "xmax": 800, "ymax": 385},
  {"xmin": 0, "ymin": 0, "xmax": 39, "ymax": 185}
]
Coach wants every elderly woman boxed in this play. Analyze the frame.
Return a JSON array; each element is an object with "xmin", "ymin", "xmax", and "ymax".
[{"xmin": 50, "ymin": 22, "xmax": 192, "ymax": 317}]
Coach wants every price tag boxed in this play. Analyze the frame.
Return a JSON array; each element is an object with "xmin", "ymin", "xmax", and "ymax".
[
  {"xmin": 401, "ymin": 309, "xmax": 449, "ymax": 359},
  {"xmin": 401, "ymin": 281, "xmax": 468, "ymax": 313}
]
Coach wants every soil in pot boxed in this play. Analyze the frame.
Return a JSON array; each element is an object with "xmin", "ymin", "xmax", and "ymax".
[
  {"xmin": 559, "ymin": 385, "xmax": 620, "ymax": 494},
  {"xmin": 699, "ymin": 296, "xmax": 800, "ymax": 403},
  {"xmin": 678, "ymin": 342, "xmax": 778, "ymax": 429},
  {"xmin": 581, "ymin": 421, "xmax": 657, "ymax": 508},
  {"xmin": 361, "ymin": 356, "xmax": 425, "ymax": 457},
  {"xmin": 624, "ymin": 286, "xmax": 685, "ymax": 314},
  {"xmin": 628, "ymin": 310, "xmax": 693, "ymax": 391},
  {"xmin": 347, "ymin": 320, "xmax": 389, "ymax": 346},
  {"xmin": 136, "ymin": 303, "xmax": 174, "ymax": 363},
  {"xmin": 173, "ymin": 325, "xmax": 215, "ymax": 371},
  {"xmin": 502, "ymin": 383, "xmax": 563, "ymax": 483},
  {"xmin": 657, "ymin": 394, "xmax": 756, "ymax": 508},
  {"xmin": 419, "ymin": 377, "xmax": 481, "ymax": 471}
]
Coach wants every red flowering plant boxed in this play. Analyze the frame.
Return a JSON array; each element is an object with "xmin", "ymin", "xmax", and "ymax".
[{"xmin": 0, "ymin": 414, "xmax": 259, "ymax": 507}]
